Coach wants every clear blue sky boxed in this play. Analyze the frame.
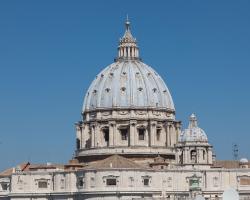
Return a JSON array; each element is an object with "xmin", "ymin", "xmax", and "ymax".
[{"xmin": 0, "ymin": 1, "xmax": 250, "ymax": 171}]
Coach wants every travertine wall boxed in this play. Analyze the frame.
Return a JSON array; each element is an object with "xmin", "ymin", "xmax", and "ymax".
[{"xmin": 1, "ymin": 168, "xmax": 250, "ymax": 200}]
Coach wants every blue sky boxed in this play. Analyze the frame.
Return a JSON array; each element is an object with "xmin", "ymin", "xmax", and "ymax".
[{"xmin": 0, "ymin": 1, "xmax": 250, "ymax": 171}]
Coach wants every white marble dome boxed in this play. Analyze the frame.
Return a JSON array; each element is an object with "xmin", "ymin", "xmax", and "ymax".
[
  {"xmin": 82, "ymin": 19, "xmax": 174, "ymax": 113},
  {"xmin": 179, "ymin": 114, "xmax": 208, "ymax": 143},
  {"xmin": 83, "ymin": 60, "xmax": 175, "ymax": 112}
]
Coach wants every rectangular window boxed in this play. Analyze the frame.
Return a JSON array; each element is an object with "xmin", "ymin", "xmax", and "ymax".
[
  {"xmin": 38, "ymin": 181, "xmax": 48, "ymax": 189},
  {"xmin": 138, "ymin": 129, "xmax": 145, "ymax": 140},
  {"xmin": 143, "ymin": 178, "xmax": 149, "ymax": 186},
  {"xmin": 78, "ymin": 177, "xmax": 84, "ymax": 188},
  {"xmin": 213, "ymin": 177, "xmax": 219, "ymax": 187},
  {"xmin": 120, "ymin": 129, "xmax": 128, "ymax": 140},
  {"xmin": 106, "ymin": 178, "xmax": 117, "ymax": 186},
  {"xmin": 240, "ymin": 177, "xmax": 250, "ymax": 185},
  {"xmin": 90, "ymin": 177, "xmax": 95, "ymax": 188},
  {"xmin": 1, "ymin": 183, "xmax": 8, "ymax": 191},
  {"xmin": 156, "ymin": 129, "xmax": 161, "ymax": 141},
  {"xmin": 103, "ymin": 128, "xmax": 109, "ymax": 142}
]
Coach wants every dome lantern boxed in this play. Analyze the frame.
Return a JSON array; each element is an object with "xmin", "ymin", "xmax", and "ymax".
[{"xmin": 117, "ymin": 17, "xmax": 140, "ymax": 60}]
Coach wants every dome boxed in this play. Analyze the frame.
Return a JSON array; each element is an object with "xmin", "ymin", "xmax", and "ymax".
[
  {"xmin": 240, "ymin": 158, "xmax": 248, "ymax": 163},
  {"xmin": 82, "ymin": 19, "xmax": 174, "ymax": 113},
  {"xmin": 83, "ymin": 60, "xmax": 174, "ymax": 112},
  {"xmin": 179, "ymin": 114, "xmax": 208, "ymax": 142}
]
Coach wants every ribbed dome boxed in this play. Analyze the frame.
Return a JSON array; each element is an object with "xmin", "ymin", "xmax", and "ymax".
[
  {"xmin": 179, "ymin": 114, "xmax": 208, "ymax": 143},
  {"xmin": 82, "ymin": 18, "xmax": 174, "ymax": 113},
  {"xmin": 83, "ymin": 60, "xmax": 175, "ymax": 112}
]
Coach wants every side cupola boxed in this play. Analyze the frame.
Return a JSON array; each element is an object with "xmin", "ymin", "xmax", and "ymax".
[{"xmin": 176, "ymin": 114, "xmax": 213, "ymax": 168}]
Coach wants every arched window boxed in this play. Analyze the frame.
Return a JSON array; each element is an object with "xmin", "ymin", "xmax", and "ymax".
[
  {"xmin": 76, "ymin": 138, "xmax": 80, "ymax": 150},
  {"xmin": 102, "ymin": 127, "xmax": 109, "ymax": 145},
  {"xmin": 138, "ymin": 128, "xmax": 145, "ymax": 140},
  {"xmin": 203, "ymin": 150, "xmax": 206, "ymax": 160},
  {"xmin": 120, "ymin": 128, "xmax": 128, "ymax": 140},
  {"xmin": 156, "ymin": 128, "xmax": 161, "ymax": 141},
  {"xmin": 190, "ymin": 150, "xmax": 197, "ymax": 163}
]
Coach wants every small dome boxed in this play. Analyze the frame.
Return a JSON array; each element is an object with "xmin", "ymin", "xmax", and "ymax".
[
  {"xmin": 83, "ymin": 60, "xmax": 175, "ymax": 113},
  {"xmin": 240, "ymin": 158, "xmax": 248, "ymax": 163},
  {"xmin": 179, "ymin": 114, "xmax": 208, "ymax": 142}
]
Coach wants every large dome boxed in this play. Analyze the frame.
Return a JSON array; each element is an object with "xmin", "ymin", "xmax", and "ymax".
[
  {"xmin": 83, "ymin": 60, "xmax": 175, "ymax": 112},
  {"xmin": 82, "ymin": 19, "xmax": 174, "ymax": 113}
]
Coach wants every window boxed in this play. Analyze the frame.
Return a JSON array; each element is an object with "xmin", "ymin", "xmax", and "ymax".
[
  {"xmin": 38, "ymin": 181, "xmax": 48, "ymax": 189},
  {"xmin": 76, "ymin": 138, "xmax": 80, "ymax": 150},
  {"xmin": 78, "ymin": 177, "xmax": 84, "ymax": 188},
  {"xmin": 143, "ymin": 178, "xmax": 150, "ymax": 186},
  {"xmin": 240, "ymin": 176, "xmax": 250, "ymax": 185},
  {"xmin": 189, "ymin": 179, "xmax": 199, "ymax": 189},
  {"xmin": 106, "ymin": 178, "xmax": 117, "ymax": 186},
  {"xmin": 190, "ymin": 150, "xmax": 197, "ymax": 163},
  {"xmin": 129, "ymin": 177, "xmax": 134, "ymax": 187},
  {"xmin": 203, "ymin": 150, "xmax": 206, "ymax": 160},
  {"xmin": 90, "ymin": 177, "xmax": 95, "ymax": 188},
  {"xmin": 156, "ymin": 129, "xmax": 161, "ymax": 141},
  {"xmin": 213, "ymin": 177, "xmax": 219, "ymax": 187},
  {"xmin": 167, "ymin": 177, "xmax": 172, "ymax": 187},
  {"xmin": 120, "ymin": 128, "xmax": 128, "ymax": 140},
  {"xmin": 138, "ymin": 128, "xmax": 145, "ymax": 140},
  {"xmin": 103, "ymin": 128, "xmax": 109, "ymax": 143},
  {"xmin": 79, "ymin": 179, "xmax": 84, "ymax": 187},
  {"xmin": 1, "ymin": 183, "xmax": 8, "ymax": 191},
  {"xmin": 60, "ymin": 178, "xmax": 65, "ymax": 189}
]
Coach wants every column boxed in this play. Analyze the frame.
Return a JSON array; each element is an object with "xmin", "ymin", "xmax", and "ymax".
[
  {"xmin": 166, "ymin": 123, "xmax": 171, "ymax": 147},
  {"xmin": 169, "ymin": 123, "xmax": 173, "ymax": 147},
  {"xmin": 80, "ymin": 125, "xmax": 84, "ymax": 149},
  {"xmin": 123, "ymin": 47, "xmax": 126, "ymax": 57},
  {"xmin": 176, "ymin": 121, "xmax": 181, "ymax": 144},
  {"xmin": 109, "ymin": 121, "xmax": 115, "ymax": 147},
  {"xmin": 113, "ymin": 122, "xmax": 117, "ymax": 146},
  {"xmin": 128, "ymin": 47, "xmax": 130, "ymax": 57},
  {"xmin": 150, "ymin": 121, "xmax": 156, "ymax": 146},
  {"xmin": 76, "ymin": 124, "xmax": 81, "ymax": 146},
  {"xmin": 82, "ymin": 124, "xmax": 89, "ymax": 149},
  {"xmin": 184, "ymin": 148, "xmax": 189, "ymax": 164},
  {"xmin": 163, "ymin": 122, "xmax": 168, "ymax": 147},
  {"xmin": 129, "ymin": 120, "xmax": 137, "ymax": 146},
  {"xmin": 208, "ymin": 147, "xmax": 213, "ymax": 164},
  {"xmin": 95, "ymin": 124, "xmax": 100, "ymax": 147},
  {"xmin": 145, "ymin": 128, "xmax": 149, "ymax": 147},
  {"xmin": 91, "ymin": 125, "xmax": 95, "ymax": 148}
]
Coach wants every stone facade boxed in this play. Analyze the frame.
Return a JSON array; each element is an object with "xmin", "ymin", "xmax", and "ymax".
[{"xmin": 1, "ymin": 19, "xmax": 250, "ymax": 200}]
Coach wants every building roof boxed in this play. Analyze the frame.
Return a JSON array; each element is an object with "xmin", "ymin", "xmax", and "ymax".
[
  {"xmin": 83, "ymin": 155, "xmax": 144, "ymax": 170},
  {"xmin": 0, "ymin": 162, "xmax": 65, "ymax": 177},
  {"xmin": 213, "ymin": 160, "xmax": 250, "ymax": 169},
  {"xmin": 0, "ymin": 162, "xmax": 30, "ymax": 177}
]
